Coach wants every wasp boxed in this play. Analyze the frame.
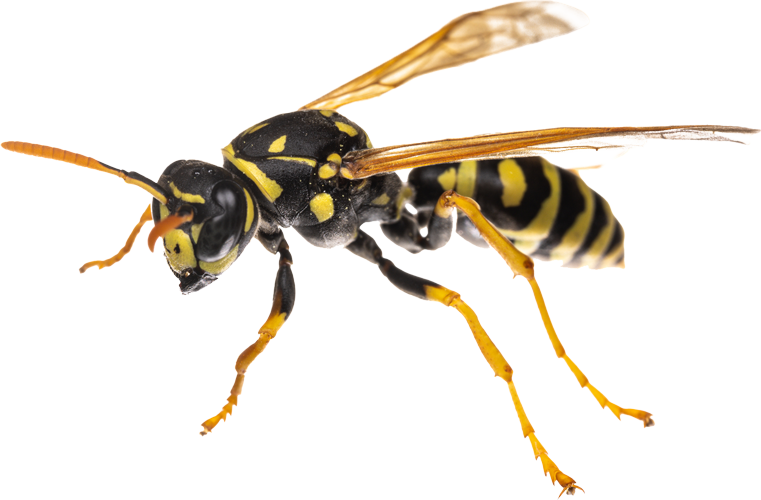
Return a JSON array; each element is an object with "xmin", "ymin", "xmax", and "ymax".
[{"xmin": 1, "ymin": 0, "xmax": 760, "ymax": 500}]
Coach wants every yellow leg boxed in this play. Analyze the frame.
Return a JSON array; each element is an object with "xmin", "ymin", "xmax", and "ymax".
[
  {"xmin": 439, "ymin": 191, "xmax": 653, "ymax": 427},
  {"xmin": 425, "ymin": 285, "xmax": 581, "ymax": 496},
  {"xmin": 79, "ymin": 205, "xmax": 153, "ymax": 273},
  {"xmin": 348, "ymin": 229, "xmax": 582, "ymax": 495},
  {"xmin": 201, "ymin": 246, "xmax": 294, "ymax": 435}
]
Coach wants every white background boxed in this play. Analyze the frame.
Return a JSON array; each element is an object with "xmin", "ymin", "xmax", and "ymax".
[{"xmin": 0, "ymin": 1, "xmax": 759, "ymax": 499}]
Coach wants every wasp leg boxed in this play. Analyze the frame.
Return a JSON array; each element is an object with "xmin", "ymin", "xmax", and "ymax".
[
  {"xmin": 347, "ymin": 230, "xmax": 580, "ymax": 495},
  {"xmin": 200, "ymin": 241, "xmax": 295, "ymax": 436},
  {"xmin": 79, "ymin": 205, "xmax": 153, "ymax": 273},
  {"xmin": 438, "ymin": 191, "xmax": 653, "ymax": 427},
  {"xmin": 380, "ymin": 206, "xmax": 453, "ymax": 253}
]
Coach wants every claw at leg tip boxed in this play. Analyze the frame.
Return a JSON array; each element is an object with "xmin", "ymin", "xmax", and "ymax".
[
  {"xmin": 200, "ymin": 426, "xmax": 211, "ymax": 436},
  {"xmin": 559, "ymin": 484, "xmax": 584, "ymax": 498},
  {"xmin": 644, "ymin": 417, "xmax": 655, "ymax": 428}
]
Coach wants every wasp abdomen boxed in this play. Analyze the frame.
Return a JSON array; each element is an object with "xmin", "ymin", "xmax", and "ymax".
[{"xmin": 408, "ymin": 158, "xmax": 624, "ymax": 269}]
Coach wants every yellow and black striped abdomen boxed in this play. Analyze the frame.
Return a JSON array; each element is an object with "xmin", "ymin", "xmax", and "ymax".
[{"xmin": 407, "ymin": 158, "xmax": 624, "ymax": 269}]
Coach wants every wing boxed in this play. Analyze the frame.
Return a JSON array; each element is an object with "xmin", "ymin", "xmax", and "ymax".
[
  {"xmin": 301, "ymin": 2, "xmax": 588, "ymax": 111},
  {"xmin": 338, "ymin": 125, "xmax": 759, "ymax": 179}
]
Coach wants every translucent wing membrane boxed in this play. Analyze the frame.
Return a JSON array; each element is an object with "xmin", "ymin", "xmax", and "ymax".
[
  {"xmin": 301, "ymin": 1, "xmax": 588, "ymax": 111},
  {"xmin": 339, "ymin": 125, "xmax": 758, "ymax": 179}
]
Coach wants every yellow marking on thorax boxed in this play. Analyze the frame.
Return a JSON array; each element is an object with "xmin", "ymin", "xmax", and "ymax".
[
  {"xmin": 169, "ymin": 182, "xmax": 205, "ymax": 204},
  {"xmin": 268, "ymin": 135, "xmax": 287, "ymax": 153},
  {"xmin": 497, "ymin": 159, "xmax": 526, "ymax": 207},
  {"xmin": 191, "ymin": 223, "xmax": 204, "ymax": 243},
  {"xmin": 371, "ymin": 193, "xmax": 390, "ymax": 206},
  {"xmin": 267, "ymin": 156, "xmax": 316, "ymax": 167},
  {"xmin": 310, "ymin": 193, "xmax": 334, "ymax": 223},
  {"xmin": 456, "ymin": 160, "xmax": 477, "ymax": 198},
  {"xmin": 243, "ymin": 189, "xmax": 255, "ymax": 232},
  {"xmin": 364, "ymin": 133, "xmax": 373, "ymax": 149},
  {"xmin": 550, "ymin": 176, "xmax": 595, "ymax": 263},
  {"xmin": 335, "ymin": 122, "xmax": 358, "ymax": 137},
  {"xmin": 437, "ymin": 167, "xmax": 457, "ymax": 191},
  {"xmin": 242, "ymin": 122, "xmax": 268, "ymax": 136},
  {"xmin": 318, "ymin": 164, "xmax": 338, "ymax": 179},
  {"xmin": 327, "ymin": 153, "xmax": 342, "ymax": 165},
  {"xmin": 319, "ymin": 110, "xmax": 334, "ymax": 117},
  {"xmin": 500, "ymin": 158, "xmax": 561, "ymax": 243},
  {"xmin": 579, "ymin": 197, "xmax": 616, "ymax": 268},
  {"xmin": 222, "ymin": 144, "xmax": 283, "ymax": 202},
  {"xmin": 199, "ymin": 244, "xmax": 239, "ymax": 275}
]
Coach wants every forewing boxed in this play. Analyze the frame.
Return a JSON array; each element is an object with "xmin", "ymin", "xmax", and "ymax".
[
  {"xmin": 338, "ymin": 126, "xmax": 759, "ymax": 179},
  {"xmin": 301, "ymin": 2, "xmax": 588, "ymax": 111}
]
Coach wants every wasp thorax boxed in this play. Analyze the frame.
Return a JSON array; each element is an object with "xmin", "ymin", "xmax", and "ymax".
[{"xmin": 152, "ymin": 160, "xmax": 259, "ymax": 294}]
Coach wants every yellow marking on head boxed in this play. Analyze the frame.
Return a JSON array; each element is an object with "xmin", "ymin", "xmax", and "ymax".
[
  {"xmin": 550, "ymin": 176, "xmax": 594, "ymax": 263},
  {"xmin": 268, "ymin": 135, "xmax": 287, "ymax": 153},
  {"xmin": 371, "ymin": 193, "xmax": 390, "ymax": 206},
  {"xmin": 319, "ymin": 110, "xmax": 334, "ymax": 117},
  {"xmin": 267, "ymin": 156, "xmax": 316, "ymax": 167},
  {"xmin": 365, "ymin": 133, "xmax": 373, "ymax": 149},
  {"xmin": 335, "ymin": 122, "xmax": 358, "ymax": 137},
  {"xmin": 497, "ymin": 159, "xmax": 526, "ymax": 207},
  {"xmin": 499, "ymin": 159, "xmax": 560, "ymax": 241},
  {"xmin": 127, "ymin": 179, "xmax": 168, "ymax": 204},
  {"xmin": 199, "ymin": 244, "xmax": 239, "ymax": 275},
  {"xmin": 327, "ymin": 153, "xmax": 342, "ymax": 165},
  {"xmin": 437, "ymin": 167, "xmax": 457, "ymax": 191},
  {"xmin": 191, "ymin": 223, "xmax": 204, "ymax": 244},
  {"xmin": 309, "ymin": 193, "xmax": 334, "ymax": 223},
  {"xmin": 164, "ymin": 229, "xmax": 197, "ymax": 272},
  {"xmin": 169, "ymin": 182, "xmax": 205, "ymax": 204},
  {"xmin": 456, "ymin": 160, "xmax": 477, "ymax": 198},
  {"xmin": 159, "ymin": 203, "xmax": 169, "ymax": 221},
  {"xmin": 318, "ymin": 164, "xmax": 338, "ymax": 179},
  {"xmin": 222, "ymin": 144, "xmax": 283, "ymax": 202},
  {"xmin": 242, "ymin": 122, "xmax": 268, "ymax": 136},
  {"xmin": 243, "ymin": 188, "xmax": 255, "ymax": 232}
]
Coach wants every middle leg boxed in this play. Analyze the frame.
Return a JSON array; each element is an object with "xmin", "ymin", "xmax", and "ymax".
[{"xmin": 348, "ymin": 230, "xmax": 582, "ymax": 496}]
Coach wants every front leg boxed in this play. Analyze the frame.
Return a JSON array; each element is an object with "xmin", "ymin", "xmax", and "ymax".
[{"xmin": 200, "ymin": 240, "xmax": 295, "ymax": 435}]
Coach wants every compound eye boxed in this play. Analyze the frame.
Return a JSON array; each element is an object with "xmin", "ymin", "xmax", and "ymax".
[{"xmin": 195, "ymin": 180, "xmax": 246, "ymax": 262}]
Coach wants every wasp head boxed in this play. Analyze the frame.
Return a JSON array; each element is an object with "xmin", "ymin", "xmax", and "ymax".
[{"xmin": 152, "ymin": 160, "xmax": 259, "ymax": 294}]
